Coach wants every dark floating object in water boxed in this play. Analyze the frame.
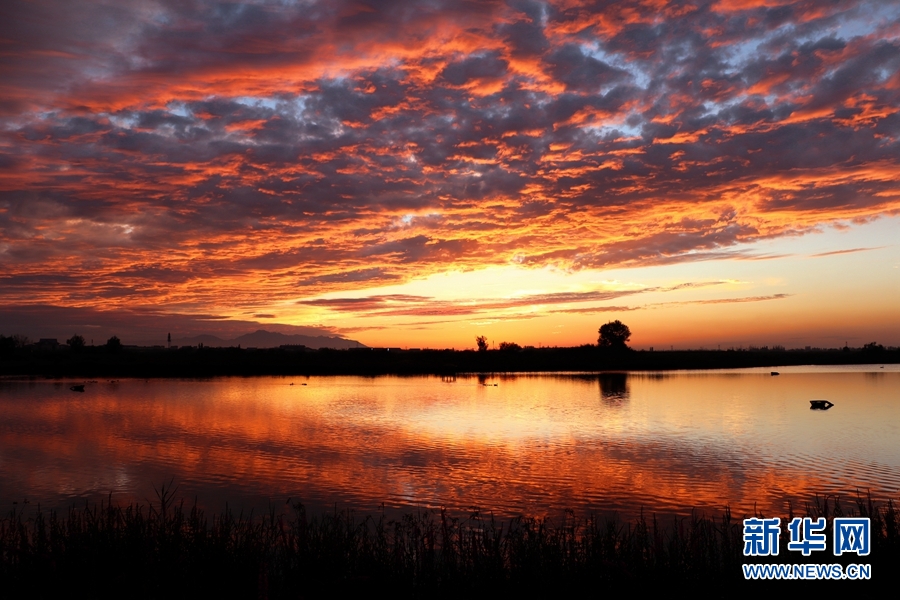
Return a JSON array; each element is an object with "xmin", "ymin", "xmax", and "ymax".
[
  {"xmin": 69, "ymin": 384, "xmax": 85, "ymax": 392},
  {"xmin": 771, "ymin": 371, "xmax": 780, "ymax": 376},
  {"xmin": 810, "ymin": 400, "xmax": 834, "ymax": 410}
]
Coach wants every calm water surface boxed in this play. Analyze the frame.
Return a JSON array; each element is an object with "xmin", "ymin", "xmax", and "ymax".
[{"xmin": 2, "ymin": 366, "xmax": 898, "ymax": 520}]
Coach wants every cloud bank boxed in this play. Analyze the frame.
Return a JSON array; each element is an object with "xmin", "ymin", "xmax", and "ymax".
[{"xmin": 1, "ymin": 0, "xmax": 898, "ymax": 322}]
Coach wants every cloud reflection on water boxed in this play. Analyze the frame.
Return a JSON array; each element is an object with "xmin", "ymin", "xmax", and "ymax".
[{"xmin": 1, "ymin": 371, "xmax": 898, "ymax": 519}]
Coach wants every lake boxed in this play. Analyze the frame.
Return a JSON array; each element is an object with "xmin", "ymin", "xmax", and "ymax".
[{"xmin": 2, "ymin": 365, "xmax": 898, "ymax": 521}]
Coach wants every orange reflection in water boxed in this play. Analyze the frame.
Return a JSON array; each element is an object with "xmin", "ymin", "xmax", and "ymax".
[{"xmin": 1, "ymin": 369, "xmax": 898, "ymax": 519}]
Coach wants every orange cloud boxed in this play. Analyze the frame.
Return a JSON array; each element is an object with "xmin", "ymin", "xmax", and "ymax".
[{"xmin": 1, "ymin": 0, "xmax": 898, "ymax": 342}]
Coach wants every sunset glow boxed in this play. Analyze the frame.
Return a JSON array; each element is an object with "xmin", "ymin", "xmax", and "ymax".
[
  {"xmin": 2, "ymin": 0, "xmax": 898, "ymax": 347},
  {"xmin": 5, "ymin": 373, "xmax": 898, "ymax": 518}
]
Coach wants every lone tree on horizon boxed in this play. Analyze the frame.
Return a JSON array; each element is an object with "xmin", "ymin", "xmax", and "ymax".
[
  {"xmin": 475, "ymin": 336, "xmax": 488, "ymax": 352},
  {"xmin": 598, "ymin": 320, "xmax": 631, "ymax": 350}
]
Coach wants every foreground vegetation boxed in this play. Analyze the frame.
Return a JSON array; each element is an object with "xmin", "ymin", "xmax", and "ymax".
[{"xmin": 2, "ymin": 490, "xmax": 895, "ymax": 597}]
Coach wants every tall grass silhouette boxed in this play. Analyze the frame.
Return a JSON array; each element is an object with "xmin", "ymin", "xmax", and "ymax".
[{"xmin": 2, "ymin": 487, "xmax": 894, "ymax": 596}]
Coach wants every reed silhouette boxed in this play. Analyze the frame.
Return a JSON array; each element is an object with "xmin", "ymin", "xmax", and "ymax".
[{"xmin": 2, "ymin": 489, "xmax": 893, "ymax": 596}]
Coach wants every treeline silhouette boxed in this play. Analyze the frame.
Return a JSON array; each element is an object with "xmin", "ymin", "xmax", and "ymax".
[{"xmin": 1, "ymin": 343, "xmax": 897, "ymax": 378}]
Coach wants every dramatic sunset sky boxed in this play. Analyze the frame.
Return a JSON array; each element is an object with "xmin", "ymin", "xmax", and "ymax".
[{"xmin": 1, "ymin": 0, "xmax": 898, "ymax": 349}]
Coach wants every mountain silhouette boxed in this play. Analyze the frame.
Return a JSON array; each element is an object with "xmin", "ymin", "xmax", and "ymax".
[{"xmin": 173, "ymin": 329, "xmax": 366, "ymax": 349}]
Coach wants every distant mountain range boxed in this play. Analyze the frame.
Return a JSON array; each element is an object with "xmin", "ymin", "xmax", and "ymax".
[{"xmin": 173, "ymin": 329, "xmax": 366, "ymax": 349}]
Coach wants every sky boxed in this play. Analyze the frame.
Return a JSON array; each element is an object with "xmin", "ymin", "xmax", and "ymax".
[{"xmin": 1, "ymin": 0, "xmax": 898, "ymax": 349}]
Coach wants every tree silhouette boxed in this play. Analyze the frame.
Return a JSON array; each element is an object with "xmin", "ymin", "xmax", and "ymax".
[
  {"xmin": 498, "ymin": 341, "xmax": 521, "ymax": 351},
  {"xmin": 0, "ymin": 335, "xmax": 30, "ymax": 354},
  {"xmin": 475, "ymin": 336, "xmax": 488, "ymax": 352},
  {"xmin": 106, "ymin": 335, "xmax": 122, "ymax": 352},
  {"xmin": 67, "ymin": 334, "xmax": 86, "ymax": 351},
  {"xmin": 598, "ymin": 320, "xmax": 631, "ymax": 349}
]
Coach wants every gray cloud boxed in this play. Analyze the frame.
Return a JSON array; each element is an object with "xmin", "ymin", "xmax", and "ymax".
[{"xmin": 0, "ymin": 0, "xmax": 897, "ymax": 321}]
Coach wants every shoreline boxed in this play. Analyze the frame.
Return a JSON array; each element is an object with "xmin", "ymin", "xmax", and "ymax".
[{"xmin": 2, "ymin": 346, "xmax": 898, "ymax": 378}]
